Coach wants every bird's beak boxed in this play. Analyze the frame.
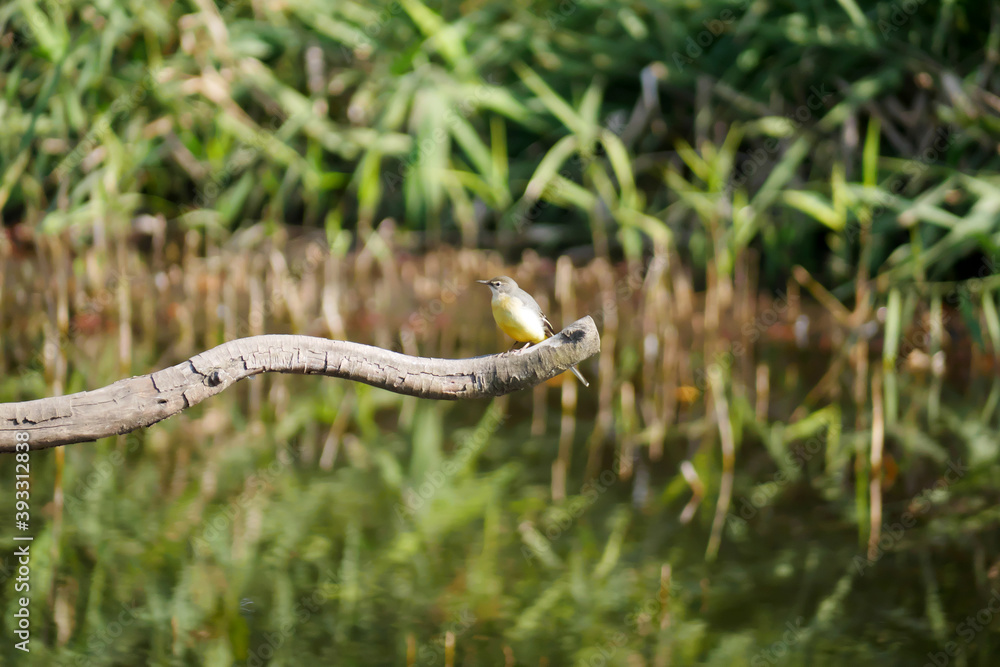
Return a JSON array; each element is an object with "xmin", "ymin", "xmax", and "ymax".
[{"xmin": 476, "ymin": 280, "xmax": 489, "ymax": 285}]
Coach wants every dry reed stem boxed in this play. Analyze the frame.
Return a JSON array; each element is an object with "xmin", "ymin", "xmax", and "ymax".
[
  {"xmin": 868, "ymin": 369, "xmax": 884, "ymax": 562},
  {"xmin": 555, "ymin": 256, "xmax": 578, "ymax": 501},
  {"xmin": 755, "ymin": 364, "xmax": 770, "ymax": 422},
  {"xmin": 618, "ymin": 381, "xmax": 636, "ymax": 481},
  {"xmin": 643, "ymin": 249, "xmax": 670, "ymax": 460},
  {"xmin": 586, "ymin": 257, "xmax": 617, "ymax": 480}
]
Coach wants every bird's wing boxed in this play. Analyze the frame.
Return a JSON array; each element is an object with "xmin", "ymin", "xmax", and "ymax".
[{"xmin": 518, "ymin": 289, "xmax": 544, "ymax": 314}]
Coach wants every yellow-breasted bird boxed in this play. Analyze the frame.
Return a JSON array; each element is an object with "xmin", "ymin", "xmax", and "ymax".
[{"xmin": 477, "ymin": 276, "xmax": 589, "ymax": 387}]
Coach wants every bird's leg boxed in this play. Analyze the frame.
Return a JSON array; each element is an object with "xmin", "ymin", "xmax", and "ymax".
[{"xmin": 505, "ymin": 341, "xmax": 527, "ymax": 355}]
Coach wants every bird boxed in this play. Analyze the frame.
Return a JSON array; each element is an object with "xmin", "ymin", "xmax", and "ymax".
[{"xmin": 476, "ymin": 275, "xmax": 589, "ymax": 387}]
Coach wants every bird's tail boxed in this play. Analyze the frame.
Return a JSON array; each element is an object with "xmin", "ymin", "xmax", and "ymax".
[{"xmin": 569, "ymin": 365, "xmax": 589, "ymax": 387}]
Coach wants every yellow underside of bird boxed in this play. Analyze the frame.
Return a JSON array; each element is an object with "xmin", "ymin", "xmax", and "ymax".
[{"xmin": 490, "ymin": 294, "xmax": 547, "ymax": 344}]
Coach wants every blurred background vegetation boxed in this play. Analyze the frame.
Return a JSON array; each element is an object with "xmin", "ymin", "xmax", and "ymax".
[{"xmin": 2, "ymin": 0, "xmax": 1000, "ymax": 664}]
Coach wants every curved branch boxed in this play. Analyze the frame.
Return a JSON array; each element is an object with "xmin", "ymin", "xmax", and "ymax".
[{"xmin": 0, "ymin": 317, "xmax": 600, "ymax": 451}]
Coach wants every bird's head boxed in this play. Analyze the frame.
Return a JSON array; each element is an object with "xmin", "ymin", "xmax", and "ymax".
[{"xmin": 476, "ymin": 276, "xmax": 518, "ymax": 295}]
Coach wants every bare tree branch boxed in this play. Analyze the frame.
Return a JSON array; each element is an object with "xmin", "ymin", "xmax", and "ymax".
[{"xmin": 0, "ymin": 316, "xmax": 600, "ymax": 451}]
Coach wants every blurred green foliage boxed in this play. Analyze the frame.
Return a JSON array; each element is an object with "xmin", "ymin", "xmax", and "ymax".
[{"xmin": 2, "ymin": 0, "xmax": 999, "ymax": 286}]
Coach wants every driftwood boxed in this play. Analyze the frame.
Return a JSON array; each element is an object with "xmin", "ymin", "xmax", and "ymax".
[{"xmin": 0, "ymin": 316, "xmax": 599, "ymax": 451}]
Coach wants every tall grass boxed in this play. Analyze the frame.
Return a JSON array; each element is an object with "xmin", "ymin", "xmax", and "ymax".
[{"xmin": 3, "ymin": 0, "xmax": 999, "ymax": 287}]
